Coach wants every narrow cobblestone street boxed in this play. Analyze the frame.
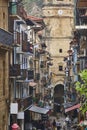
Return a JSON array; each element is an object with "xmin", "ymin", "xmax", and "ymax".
[
  {"xmin": 49, "ymin": 113, "xmax": 77, "ymax": 130},
  {"xmin": 1, "ymin": 0, "xmax": 87, "ymax": 130}
]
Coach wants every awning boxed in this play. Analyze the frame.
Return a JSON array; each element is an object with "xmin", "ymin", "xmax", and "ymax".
[
  {"xmin": 28, "ymin": 105, "xmax": 49, "ymax": 114},
  {"xmin": 65, "ymin": 104, "xmax": 81, "ymax": 113},
  {"xmin": 29, "ymin": 82, "xmax": 37, "ymax": 87},
  {"xmin": 25, "ymin": 19, "xmax": 36, "ymax": 26},
  {"xmin": 63, "ymin": 101, "xmax": 77, "ymax": 109}
]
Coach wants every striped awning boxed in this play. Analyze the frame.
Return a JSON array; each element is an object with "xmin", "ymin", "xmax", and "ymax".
[{"xmin": 65, "ymin": 104, "xmax": 81, "ymax": 113}]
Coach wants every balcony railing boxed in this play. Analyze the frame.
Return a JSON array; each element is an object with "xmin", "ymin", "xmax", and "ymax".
[
  {"xmin": 35, "ymin": 73, "xmax": 40, "ymax": 81},
  {"xmin": 35, "ymin": 51, "xmax": 40, "ymax": 59},
  {"xmin": 75, "ymin": 8, "xmax": 87, "ymax": 27},
  {"xmin": 22, "ymin": 42, "xmax": 33, "ymax": 53},
  {"xmin": 67, "ymin": 60, "xmax": 72, "ymax": 66},
  {"xmin": 40, "ymin": 61, "xmax": 46, "ymax": 68},
  {"xmin": 20, "ymin": 69, "xmax": 27, "ymax": 80},
  {"xmin": 79, "ymin": 56, "xmax": 87, "ymax": 70},
  {"xmin": 28, "ymin": 70, "xmax": 34, "ymax": 80},
  {"xmin": 41, "ymin": 77, "xmax": 47, "ymax": 86},
  {"xmin": 9, "ymin": 64, "xmax": 20, "ymax": 77},
  {"xmin": 14, "ymin": 31, "xmax": 20, "ymax": 46}
]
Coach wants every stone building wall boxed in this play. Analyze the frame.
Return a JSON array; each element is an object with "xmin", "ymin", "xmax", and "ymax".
[
  {"xmin": 0, "ymin": 0, "xmax": 10, "ymax": 130},
  {"xmin": 43, "ymin": 0, "xmax": 74, "ymax": 85},
  {"xmin": 0, "ymin": 50, "xmax": 9, "ymax": 130},
  {"xmin": 0, "ymin": 0, "xmax": 8, "ymax": 30}
]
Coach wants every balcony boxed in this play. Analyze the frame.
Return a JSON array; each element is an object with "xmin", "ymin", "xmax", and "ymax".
[
  {"xmin": 28, "ymin": 70, "xmax": 34, "ymax": 80},
  {"xmin": 35, "ymin": 73, "xmax": 40, "ymax": 81},
  {"xmin": 20, "ymin": 69, "xmax": 27, "ymax": 80},
  {"xmin": 9, "ymin": 2, "xmax": 18, "ymax": 15},
  {"xmin": 9, "ymin": 64, "xmax": 20, "ymax": 77},
  {"xmin": 9, "ymin": 2, "xmax": 27, "ymax": 19},
  {"xmin": 75, "ymin": 61, "xmax": 80, "ymax": 73},
  {"xmin": 40, "ymin": 61, "xmax": 46, "ymax": 68},
  {"xmin": 75, "ymin": 8, "xmax": 87, "ymax": 32},
  {"xmin": 67, "ymin": 60, "xmax": 72, "ymax": 66},
  {"xmin": 14, "ymin": 31, "xmax": 20, "ymax": 46},
  {"xmin": 22, "ymin": 41, "xmax": 33, "ymax": 54},
  {"xmin": 41, "ymin": 77, "xmax": 47, "ymax": 86},
  {"xmin": 78, "ymin": 56, "xmax": 87, "ymax": 70},
  {"xmin": 16, "ymin": 96, "xmax": 33, "ymax": 111},
  {"xmin": 35, "ymin": 51, "xmax": 40, "ymax": 59}
]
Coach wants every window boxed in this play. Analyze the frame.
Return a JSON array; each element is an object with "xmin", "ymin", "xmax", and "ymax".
[
  {"xmin": 3, "ymin": 12, "xmax": 5, "ymax": 28},
  {"xmin": 59, "ymin": 49, "xmax": 62, "ymax": 53},
  {"xmin": 3, "ymin": 12, "xmax": 5, "ymax": 19},
  {"xmin": 59, "ymin": 65, "xmax": 63, "ymax": 71}
]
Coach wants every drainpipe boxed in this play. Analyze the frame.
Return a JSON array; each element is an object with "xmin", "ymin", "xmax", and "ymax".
[
  {"xmin": 14, "ymin": 20, "xmax": 17, "ymax": 100},
  {"xmin": 74, "ymin": 0, "xmax": 78, "ymax": 26}
]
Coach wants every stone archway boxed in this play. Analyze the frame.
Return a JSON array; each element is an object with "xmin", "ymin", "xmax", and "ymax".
[{"xmin": 54, "ymin": 84, "xmax": 64, "ymax": 113}]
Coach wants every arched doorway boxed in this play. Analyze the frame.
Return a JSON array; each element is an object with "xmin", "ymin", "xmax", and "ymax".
[{"xmin": 54, "ymin": 84, "xmax": 64, "ymax": 113}]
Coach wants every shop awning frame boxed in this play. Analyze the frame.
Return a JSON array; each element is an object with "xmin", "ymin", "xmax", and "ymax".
[{"xmin": 28, "ymin": 105, "xmax": 49, "ymax": 114}]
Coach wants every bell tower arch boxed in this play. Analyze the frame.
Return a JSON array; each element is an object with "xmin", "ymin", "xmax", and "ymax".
[{"xmin": 54, "ymin": 84, "xmax": 64, "ymax": 112}]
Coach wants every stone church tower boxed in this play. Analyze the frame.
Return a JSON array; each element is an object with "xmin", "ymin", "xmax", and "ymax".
[{"xmin": 42, "ymin": 0, "xmax": 74, "ymax": 106}]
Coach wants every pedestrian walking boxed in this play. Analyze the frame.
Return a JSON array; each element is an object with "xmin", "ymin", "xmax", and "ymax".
[
  {"xmin": 60, "ymin": 106, "xmax": 64, "ymax": 116},
  {"xmin": 52, "ymin": 119, "xmax": 57, "ymax": 130},
  {"xmin": 62, "ymin": 121, "xmax": 67, "ymax": 130},
  {"xmin": 65, "ymin": 115, "xmax": 71, "ymax": 130},
  {"xmin": 56, "ymin": 120, "xmax": 61, "ymax": 130}
]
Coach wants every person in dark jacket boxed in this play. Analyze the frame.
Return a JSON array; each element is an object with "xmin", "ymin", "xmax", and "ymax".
[{"xmin": 52, "ymin": 119, "xmax": 56, "ymax": 130}]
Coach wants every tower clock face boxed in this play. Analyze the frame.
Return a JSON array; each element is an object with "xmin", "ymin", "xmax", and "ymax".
[{"xmin": 58, "ymin": 10, "xmax": 63, "ymax": 15}]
